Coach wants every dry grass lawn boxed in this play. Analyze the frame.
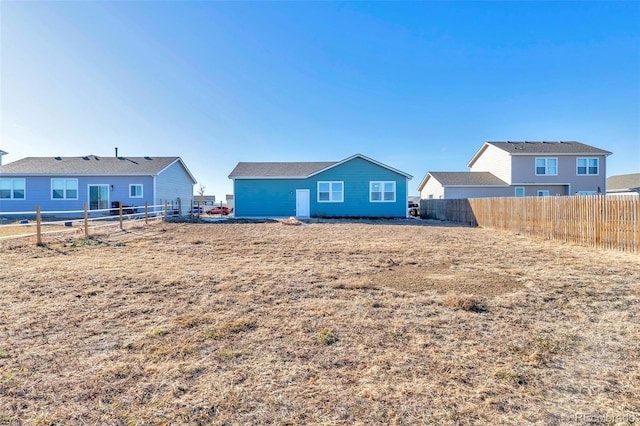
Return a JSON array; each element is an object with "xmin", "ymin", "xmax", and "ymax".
[{"xmin": 1, "ymin": 219, "xmax": 638, "ymax": 425}]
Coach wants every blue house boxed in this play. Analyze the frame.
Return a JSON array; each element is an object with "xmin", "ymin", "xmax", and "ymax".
[
  {"xmin": 229, "ymin": 154, "xmax": 413, "ymax": 218},
  {"xmin": 0, "ymin": 154, "xmax": 197, "ymax": 215}
]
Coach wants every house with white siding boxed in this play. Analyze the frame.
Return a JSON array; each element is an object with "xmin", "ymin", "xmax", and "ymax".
[
  {"xmin": 606, "ymin": 173, "xmax": 640, "ymax": 197},
  {"xmin": 0, "ymin": 154, "xmax": 197, "ymax": 215},
  {"xmin": 419, "ymin": 141, "xmax": 612, "ymax": 199}
]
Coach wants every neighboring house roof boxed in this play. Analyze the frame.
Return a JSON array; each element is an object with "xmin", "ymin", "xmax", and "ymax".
[
  {"xmin": 229, "ymin": 161, "xmax": 336, "ymax": 178},
  {"xmin": 418, "ymin": 171, "xmax": 508, "ymax": 191},
  {"xmin": 0, "ymin": 155, "xmax": 197, "ymax": 183},
  {"xmin": 468, "ymin": 141, "xmax": 612, "ymax": 168},
  {"xmin": 607, "ymin": 173, "xmax": 640, "ymax": 193},
  {"xmin": 229, "ymin": 153, "xmax": 413, "ymax": 179}
]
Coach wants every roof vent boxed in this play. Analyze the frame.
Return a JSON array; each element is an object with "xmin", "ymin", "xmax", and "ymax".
[
  {"xmin": 144, "ymin": 156, "xmax": 152, "ymax": 160},
  {"xmin": 54, "ymin": 156, "xmax": 62, "ymax": 160},
  {"xmin": 118, "ymin": 157, "xmax": 125, "ymax": 160},
  {"xmin": 82, "ymin": 156, "xmax": 89, "ymax": 160}
]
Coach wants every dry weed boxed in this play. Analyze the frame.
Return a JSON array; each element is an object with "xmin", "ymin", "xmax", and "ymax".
[
  {"xmin": 441, "ymin": 292, "xmax": 481, "ymax": 311},
  {"xmin": 1, "ymin": 220, "xmax": 638, "ymax": 424}
]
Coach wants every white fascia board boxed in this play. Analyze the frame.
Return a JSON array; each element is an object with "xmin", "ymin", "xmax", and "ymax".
[
  {"xmin": 158, "ymin": 158, "xmax": 198, "ymax": 184},
  {"xmin": 511, "ymin": 182, "xmax": 572, "ymax": 186},
  {"xmin": 228, "ymin": 176, "xmax": 307, "ymax": 180},
  {"xmin": 417, "ymin": 172, "xmax": 432, "ymax": 191},
  {"xmin": 466, "ymin": 143, "xmax": 491, "ymax": 168},
  {"xmin": 306, "ymin": 153, "xmax": 413, "ymax": 180},
  {"xmin": 442, "ymin": 184, "xmax": 510, "ymax": 188}
]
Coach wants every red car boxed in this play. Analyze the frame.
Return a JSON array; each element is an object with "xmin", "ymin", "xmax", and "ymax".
[{"xmin": 206, "ymin": 206, "xmax": 230, "ymax": 215}]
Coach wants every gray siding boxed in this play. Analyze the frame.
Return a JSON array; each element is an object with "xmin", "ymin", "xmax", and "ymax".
[
  {"xmin": 511, "ymin": 155, "xmax": 607, "ymax": 193},
  {"xmin": 155, "ymin": 160, "xmax": 196, "ymax": 214},
  {"xmin": 0, "ymin": 175, "xmax": 154, "ymax": 213}
]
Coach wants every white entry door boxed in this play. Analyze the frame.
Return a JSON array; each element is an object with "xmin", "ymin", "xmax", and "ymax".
[{"xmin": 295, "ymin": 189, "xmax": 310, "ymax": 218}]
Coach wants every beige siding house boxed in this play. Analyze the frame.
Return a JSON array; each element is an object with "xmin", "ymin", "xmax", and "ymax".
[
  {"xmin": 419, "ymin": 141, "xmax": 612, "ymax": 200},
  {"xmin": 606, "ymin": 173, "xmax": 640, "ymax": 197}
]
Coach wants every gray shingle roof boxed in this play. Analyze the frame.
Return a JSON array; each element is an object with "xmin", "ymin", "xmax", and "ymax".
[
  {"xmin": 428, "ymin": 172, "xmax": 508, "ymax": 186},
  {"xmin": 0, "ymin": 155, "xmax": 181, "ymax": 175},
  {"xmin": 487, "ymin": 141, "xmax": 612, "ymax": 155},
  {"xmin": 607, "ymin": 173, "xmax": 640, "ymax": 192},
  {"xmin": 229, "ymin": 161, "xmax": 337, "ymax": 178}
]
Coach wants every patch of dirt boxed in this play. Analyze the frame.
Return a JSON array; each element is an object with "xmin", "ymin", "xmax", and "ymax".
[{"xmin": 373, "ymin": 264, "xmax": 523, "ymax": 296}]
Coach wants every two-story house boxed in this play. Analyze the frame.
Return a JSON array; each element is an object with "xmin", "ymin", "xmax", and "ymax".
[{"xmin": 418, "ymin": 141, "xmax": 612, "ymax": 199}]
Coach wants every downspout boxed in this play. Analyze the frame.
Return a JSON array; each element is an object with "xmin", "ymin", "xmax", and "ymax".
[
  {"xmin": 406, "ymin": 176, "xmax": 409, "ymax": 218},
  {"xmin": 153, "ymin": 175, "xmax": 157, "ymax": 210}
]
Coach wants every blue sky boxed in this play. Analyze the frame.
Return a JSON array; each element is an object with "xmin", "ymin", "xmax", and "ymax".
[{"xmin": 1, "ymin": 1, "xmax": 639, "ymax": 198}]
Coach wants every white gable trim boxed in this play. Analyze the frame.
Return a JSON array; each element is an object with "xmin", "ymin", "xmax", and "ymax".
[
  {"xmin": 306, "ymin": 153, "xmax": 413, "ymax": 179},
  {"xmin": 158, "ymin": 158, "xmax": 198, "ymax": 184}
]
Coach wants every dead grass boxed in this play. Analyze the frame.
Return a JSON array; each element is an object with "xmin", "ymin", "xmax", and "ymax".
[
  {"xmin": 0, "ymin": 220, "xmax": 639, "ymax": 425},
  {"xmin": 441, "ymin": 292, "xmax": 481, "ymax": 311}
]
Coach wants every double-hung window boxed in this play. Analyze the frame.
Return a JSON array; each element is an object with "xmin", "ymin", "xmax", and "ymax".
[
  {"xmin": 129, "ymin": 184, "xmax": 143, "ymax": 198},
  {"xmin": 318, "ymin": 181, "xmax": 343, "ymax": 202},
  {"xmin": 514, "ymin": 187, "xmax": 525, "ymax": 197},
  {"xmin": 535, "ymin": 158, "xmax": 557, "ymax": 176},
  {"xmin": 577, "ymin": 158, "xmax": 599, "ymax": 175},
  {"xmin": 370, "ymin": 181, "xmax": 396, "ymax": 202},
  {"xmin": 51, "ymin": 178, "xmax": 78, "ymax": 200},
  {"xmin": 0, "ymin": 178, "xmax": 25, "ymax": 199}
]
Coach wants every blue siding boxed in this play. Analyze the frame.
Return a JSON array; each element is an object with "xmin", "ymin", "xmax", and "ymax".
[
  {"xmin": 234, "ymin": 156, "xmax": 408, "ymax": 218},
  {"xmin": 0, "ymin": 175, "xmax": 155, "ymax": 214},
  {"xmin": 234, "ymin": 179, "xmax": 298, "ymax": 217}
]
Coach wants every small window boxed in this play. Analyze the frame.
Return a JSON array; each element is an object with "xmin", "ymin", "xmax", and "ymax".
[
  {"xmin": 0, "ymin": 178, "xmax": 25, "ymax": 199},
  {"xmin": 535, "ymin": 158, "xmax": 557, "ymax": 176},
  {"xmin": 514, "ymin": 187, "xmax": 525, "ymax": 197},
  {"xmin": 129, "ymin": 184, "xmax": 143, "ymax": 198},
  {"xmin": 577, "ymin": 158, "xmax": 599, "ymax": 175},
  {"xmin": 317, "ymin": 181, "xmax": 343, "ymax": 202},
  {"xmin": 370, "ymin": 181, "xmax": 396, "ymax": 202},
  {"xmin": 537, "ymin": 190, "xmax": 550, "ymax": 196},
  {"xmin": 51, "ymin": 179, "xmax": 78, "ymax": 200}
]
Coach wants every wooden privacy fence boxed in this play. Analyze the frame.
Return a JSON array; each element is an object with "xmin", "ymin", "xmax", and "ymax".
[{"xmin": 421, "ymin": 196, "xmax": 640, "ymax": 253}]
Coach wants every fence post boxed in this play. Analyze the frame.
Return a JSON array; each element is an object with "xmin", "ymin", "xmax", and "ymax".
[
  {"xmin": 145, "ymin": 201, "xmax": 149, "ymax": 225},
  {"xmin": 36, "ymin": 205, "xmax": 42, "ymax": 246},
  {"xmin": 178, "ymin": 198, "xmax": 182, "ymax": 217},
  {"xmin": 119, "ymin": 201, "xmax": 124, "ymax": 230},
  {"xmin": 84, "ymin": 202, "xmax": 89, "ymax": 238},
  {"xmin": 164, "ymin": 201, "xmax": 168, "ymax": 222}
]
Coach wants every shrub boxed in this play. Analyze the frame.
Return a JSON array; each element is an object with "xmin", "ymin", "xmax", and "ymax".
[
  {"xmin": 318, "ymin": 328, "xmax": 338, "ymax": 345},
  {"xmin": 441, "ymin": 292, "xmax": 480, "ymax": 311}
]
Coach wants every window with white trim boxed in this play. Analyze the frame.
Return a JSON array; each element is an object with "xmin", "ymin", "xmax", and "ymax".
[
  {"xmin": 577, "ymin": 158, "xmax": 599, "ymax": 175},
  {"xmin": 535, "ymin": 158, "xmax": 557, "ymax": 175},
  {"xmin": 537, "ymin": 190, "xmax": 549, "ymax": 196},
  {"xmin": 51, "ymin": 178, "xmax": 78, "ymax": 200},
  {"xmin": 129, "ymin": 184, "xmax": 143, "ymax": 198},
  {"xmin": 0, "ymin": 178, "xmax": 25, "ymax": 199},
  {"xmin": 370, "ymin": 181, "xmax": 396, "ymax": 202},
  {"xmin": 514, "ymin": 187, "xmax": 525, "ymax": 197},
  {"xmin": 318, "ymin": 181, "xmax": 343, "ymax": 202}
]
